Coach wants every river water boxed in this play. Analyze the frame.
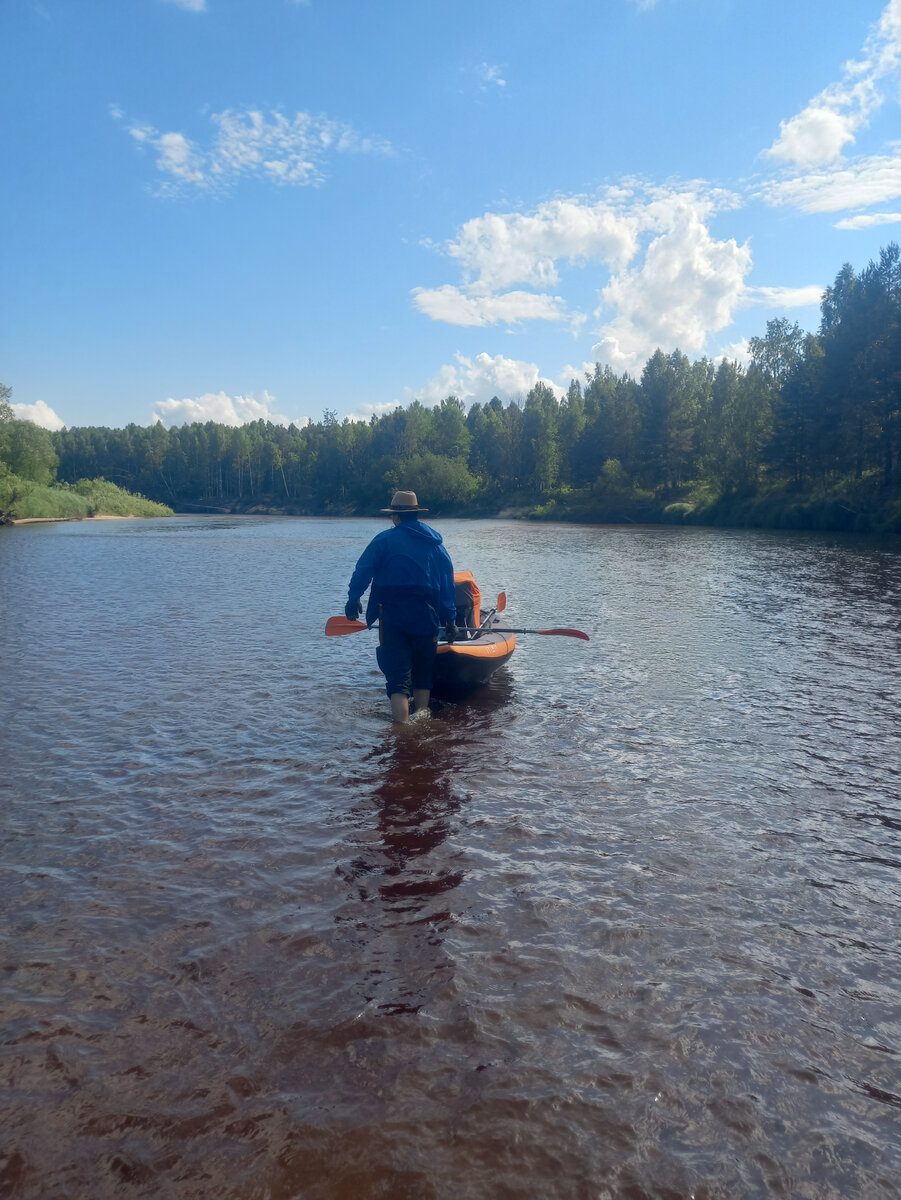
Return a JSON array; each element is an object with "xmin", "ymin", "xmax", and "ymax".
[{"xmin": 2, "ymin": 516, "xmax": 900, "ymax": 1199}]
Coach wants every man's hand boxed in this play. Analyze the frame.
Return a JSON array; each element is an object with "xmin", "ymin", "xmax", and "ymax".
[
  {"xmin": 445, "ymin": 622, "xmax": 459, "ymax": 643},
  {"xmin": 345, "ymin": 599, "xmax": 363, "ymax": 621}
]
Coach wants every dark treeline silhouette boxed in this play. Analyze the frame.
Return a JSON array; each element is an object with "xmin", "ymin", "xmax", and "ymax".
[{"xmin": 50, "ymin": 245, "xmax": 901, "ymax": 532}]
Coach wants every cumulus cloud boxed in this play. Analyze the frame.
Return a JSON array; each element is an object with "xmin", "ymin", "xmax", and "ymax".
[
  {"xmin": 411, "ymin": 284, "xmax": 569, "ymax": 326},
  {"xmin": 113, "ymin": 107, "xmax": 394, "ymax": 194},
  {"xmin": 592, "ymin": 192, "xmax": 752, "ymax": 372},
  {"xmin": 765, "ymin": 89, "xmax": 876, "ymax": 169},
  {"xmin": 443, "ymin": 192, "xmax": 640, "ymax": 294},
  {"xmin": 559, "ymin": 361, "xmax": 597, "ymax": 388},
  {"xmin": 415, "ymin": 185, "xmax": 754, "ymax": 374},
  {"xmin": 404, "ymin": 352, "xmax": 564, "ymax": 409},
  {"xmin": 765, "ymin": 0, "xmax": 901, "ymax": 169},
  {"xmin": 714, "ymin": 339, "xmax": 752, "ymax": 366},
  {"xmin": 345, "ymin": 400, "xmax": 403, "ymax": 424},
  {"xmin": 11, "ymin": 400, "xmax": 67, "ymax": 431},
  {"xmin": 152, "ymin": 390, "xmax": 307, "ymax": 428}
]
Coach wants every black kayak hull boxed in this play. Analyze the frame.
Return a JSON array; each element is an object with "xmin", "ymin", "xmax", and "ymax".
[{"xmin": 430, "ymin": 615, "xmax": 515, "ymax": 700}]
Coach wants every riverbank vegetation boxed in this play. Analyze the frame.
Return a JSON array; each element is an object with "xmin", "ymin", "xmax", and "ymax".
[
  {"xmin": 12, "ymin": 244, "xmax": 901, "ymax": 533},
  {"xmin": 0, "ymin": 389, "xmax": 172, "ymax": 522}
]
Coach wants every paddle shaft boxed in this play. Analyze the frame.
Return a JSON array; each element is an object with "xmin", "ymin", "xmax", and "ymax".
[{"xmin": 478, "ymin": 627, "xmax": 589, "ymax": 640}]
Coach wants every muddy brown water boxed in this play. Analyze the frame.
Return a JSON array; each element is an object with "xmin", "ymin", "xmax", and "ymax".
[{"xmin": 2, "ymin": 516, "xmax": 900, "ymax": 1199}]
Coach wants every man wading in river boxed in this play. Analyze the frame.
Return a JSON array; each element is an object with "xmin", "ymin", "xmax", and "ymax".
[{"xmin": 346, "ymin": 490, "xmax": 458, "ymax": 724}]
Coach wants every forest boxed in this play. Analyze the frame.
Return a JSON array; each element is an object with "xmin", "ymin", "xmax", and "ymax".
[
  {"xmin": 0, "ymin": 386, "xmax": 172, "ymax": 522},
  {"xmin": 4, "ymin": 245, "xmax": 901, "ymax": 532}
]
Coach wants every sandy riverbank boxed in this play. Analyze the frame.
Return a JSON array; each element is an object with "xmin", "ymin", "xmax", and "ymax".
[{"xmin": 10, "ymin": 515, "xmax": 136, "ymax": 525}]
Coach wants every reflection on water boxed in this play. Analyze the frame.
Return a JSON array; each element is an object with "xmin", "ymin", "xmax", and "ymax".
[
  {"xmin": 340, "ymin": 732, "xmax": 468, "ymax": 1016},
  {"xmin": 337, "ymin": 679, "xmax": 514, "ymax": 1020},
  {"xmin": 2, "ymin": 518, "xmax": 901, "ymax": 1198}
]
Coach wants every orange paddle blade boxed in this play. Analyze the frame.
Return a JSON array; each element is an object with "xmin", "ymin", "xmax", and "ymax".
[
  {"xmin": 325, "ymin": 616, "xmax": 369, "ymax": 636},
  {"xmin": 496, "ymin": 591, "xmax": 507, "ymax": 613}
]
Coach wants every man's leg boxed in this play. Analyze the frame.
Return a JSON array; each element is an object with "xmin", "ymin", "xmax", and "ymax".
[
  {"xmin": 410, "ymin": 633, "xmax": 438, "ymax": 716},
  {"xmin": 377, "ymin": 625, "xmax": 413, "ymax": 724}
]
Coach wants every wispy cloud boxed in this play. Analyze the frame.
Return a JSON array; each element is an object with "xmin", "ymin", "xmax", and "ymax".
[
  {"xmin": 161, "ymin": 0, "xmax": 207, "ymax": 11},
  {"xmin": 411, "ymin": 285, "xmax": 569, "ymax": 327},
  {"xmin": 152, "ymin": 391, "xmax": 307, "ymax": 427},
  {"xmin": 748, "ymin": 284, "xmax": 824, "ymax": 307},
  {"xmin": 477, "ymin": 62, "xmax": 506, "ymax": 89},
  {"xmin": 759, "ymin": 150, "xmax": 901, "ymax": 214},
  {"xmin": 114, "ymin": 107, "xmax": 394, "ymax": 194},
  {"xmin": 834, "ymin": 209, "xmax": 901, "ymax": 229},
  {"xmin": 760, "ymin": 2, "xmax": 901, "ymax": 224}
]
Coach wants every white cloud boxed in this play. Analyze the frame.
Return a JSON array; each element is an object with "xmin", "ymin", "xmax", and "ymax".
[
  {"xmin": 750, "ymin": 284, "xmax": 824, "ymax": 307},
  {"xmin": 559, "ymin": 361, "xmax": 597, "ymax": 387},
  {"xmin": 161, "ymin": 0, "xmax": 206, "ymax": 10},
  {"xmin": 766, "ymin": 103, "xmax": 865, "ymax": 169},
  {"xmin": 411, "ymin": 284, "xmax": 569, "ymax": 326},
  {"xmin": 758, "ymin": 4, "xmax": 901, "ymax": 226},
  {"xmin": 759, "ymin": 150, "xmax": 901, "ymax": 213},
  {"xmin": 114, "ymin": 107, "xmax": 394, "ymax": 193},
  {"xmin": 630, "ymin": 0, "xmax": 659, "ymax": 10},
  {"xmin": 715, "ymin": 339, "xmax": 752, "ymax": 366},
  {"xmin": 835, "ymin": 209, "xmax": 901, "ymax": 229},
  {"xmin": 346, "ymin": 400, "xmax": 403, "ymax": 423},
  {"xmin": 416, "ymin": 185, "xmax": 753, "ymax": 374},
  {"xmin": 11, "ymin": 401, "xmax": 66, "ymax": 431},
  {"xmin": 592, "ymin": 192, "xmax": 752, "ymax": 373},
  {"xmin": 157, "ymin": 131, "xmax": 207, "ymax": 184},
  {"xmin": 764, "ymin": 1, "xmax": 901, "ymax": 169},
  {"xmin": 443, "ymin": 193, "xmax": 640, "ymax": 293},
  {"xmin": 152, "ymin": 390, "xmax": 307, "ymax": 428},
  {"xmin": 405, "ymin": 352, "xmax": 564, "ymax": 409},
  {"xmin": 478, "ymin": 63, "xmax": 506, "ymax": 89}
]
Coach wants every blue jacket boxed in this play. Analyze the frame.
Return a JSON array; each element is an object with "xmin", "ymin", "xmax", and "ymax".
[{"xmin": 348, "ymin": 520, "xmax": 457, "ymax": 634}]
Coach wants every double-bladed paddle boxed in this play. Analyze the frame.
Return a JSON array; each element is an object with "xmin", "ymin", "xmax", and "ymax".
[{"xmin": 324, "ymin": 616, "xmax": 589, "ymax": 641}]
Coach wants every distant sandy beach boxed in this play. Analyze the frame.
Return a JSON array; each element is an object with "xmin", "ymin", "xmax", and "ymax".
[{"xmin": 10, "ymin": 515, "xmax": 135, "ymax": 525}]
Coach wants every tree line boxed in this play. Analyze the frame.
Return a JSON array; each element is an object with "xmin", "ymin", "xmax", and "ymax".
[{"xmin": 6, "ymin": 244, "xmax": 901, "ymax": 531}]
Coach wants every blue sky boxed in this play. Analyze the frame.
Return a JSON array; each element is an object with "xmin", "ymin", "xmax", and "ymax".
[{"xmin": 5, "ymin": 0, "xmax": 901, "ymax": 431}]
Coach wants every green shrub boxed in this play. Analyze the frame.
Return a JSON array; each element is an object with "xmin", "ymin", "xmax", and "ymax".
[{"xmin": 0, "ymin": 475, "xmax": 173, "ymax": 521}]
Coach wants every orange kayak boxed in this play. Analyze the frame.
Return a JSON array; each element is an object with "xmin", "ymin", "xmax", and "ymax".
[{"xmin": 432, "ymin": 571, "xmax": 515, "ymax": 699}]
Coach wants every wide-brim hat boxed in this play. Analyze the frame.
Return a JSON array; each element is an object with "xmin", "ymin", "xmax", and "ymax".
[{"xmin": 381, "ymin": 489, "xmax": 429, "ymax": 513}]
